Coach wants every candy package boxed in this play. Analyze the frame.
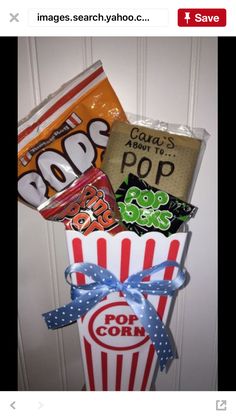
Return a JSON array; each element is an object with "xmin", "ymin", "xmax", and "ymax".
[
  {"xmin": 115, "ymin": 173, "xmax": 197, "ymax": 236},
  {"xmin": 38, "ymin": 167, "xmax": 126, "ymax": 235},
  {"xmin": 101, "ymin": 116, "xmax": 209, "ymax": 201},
  {"xmin": 18, "ymin": 60, "xmax": 127, "ymax": 208}
]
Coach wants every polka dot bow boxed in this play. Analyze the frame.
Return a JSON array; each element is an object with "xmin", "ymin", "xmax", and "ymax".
[{"xmin": 43, "ymin": 261, "xmax": 186, "ymax": 371}]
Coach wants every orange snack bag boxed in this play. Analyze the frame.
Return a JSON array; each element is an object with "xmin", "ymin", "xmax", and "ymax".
[{"xmin": 18, "ymin": 60, "xmax": 127, "ymax": 208}]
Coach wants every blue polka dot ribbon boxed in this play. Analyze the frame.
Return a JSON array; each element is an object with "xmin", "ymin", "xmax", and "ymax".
[{"xmin": 43, "ymin": 261, "xmax": 186, "ymax": 371}]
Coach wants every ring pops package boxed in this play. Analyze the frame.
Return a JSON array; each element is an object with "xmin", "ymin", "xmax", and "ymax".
[
  {"xmin": 38, "ymin": 167, "xmax": 126, "ymax": 236},
  {"xmin": 115, "ymin": 173, "xmax": 197, "ymax": 236},
  {"xmin": 18, "ymin": 60, "xmax": 127, "ymax": 209},
  {"xmin": 101, "ymin": 114, "xmax": 209, "ymax": 201}
]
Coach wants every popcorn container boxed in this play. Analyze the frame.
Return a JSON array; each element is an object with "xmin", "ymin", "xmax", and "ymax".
[{"xmin": 65, "ymin": 231, "xmax": 188, "ymax": 391}]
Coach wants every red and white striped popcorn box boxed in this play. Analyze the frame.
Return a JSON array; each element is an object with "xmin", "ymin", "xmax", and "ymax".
[{"xmin": 66, "ymin": 231, "xmax": 188, "ymax": 391}]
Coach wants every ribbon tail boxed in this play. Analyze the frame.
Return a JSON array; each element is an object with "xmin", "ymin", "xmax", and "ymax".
[
  {"xmin": 43, "ymin": 299, "xmax": 83, "ymax": 329},
  {"xmin": 43, "ymin": 289, "xmax": 108, "ymax": 330},
  {"xmin": 125, "ymin": 289, "xmax": 175, "ymax": 371}
]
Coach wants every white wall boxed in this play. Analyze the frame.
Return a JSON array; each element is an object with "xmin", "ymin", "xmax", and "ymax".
[{"xmin": 18, "ymin": 37, "xmax": 217, "ymax": 391}]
